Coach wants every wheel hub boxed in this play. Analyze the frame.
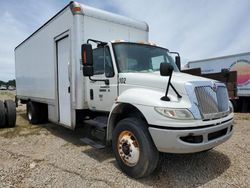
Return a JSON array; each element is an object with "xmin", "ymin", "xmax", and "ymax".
[
  {"xmin": 117, "ymin": 131, "xmax": 140, "ymax": 167},
  {"xmin": 122, "ymin": 142, "xmax": 130, "ymax": 155}
]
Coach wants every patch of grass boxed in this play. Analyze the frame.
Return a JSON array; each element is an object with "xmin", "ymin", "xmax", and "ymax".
[
  {"xmin": 0, "ymin": 92, "xmax": 49, "ymax": 138},
  {"xmin": 0, "ymin": 112, "xmax": 48, "ymax": 138},
  {"xmin": 0, "ymin": 90, "xmax": 16, "ymax": 100},
  {"xmin": 0, "ymin": 126, "xmax": 43, "ymax": 138}
]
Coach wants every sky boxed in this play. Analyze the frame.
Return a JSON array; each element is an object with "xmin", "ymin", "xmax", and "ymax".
[{"xmin": 0, "ymin": 0, "xmax": 250, "ymax": 81}]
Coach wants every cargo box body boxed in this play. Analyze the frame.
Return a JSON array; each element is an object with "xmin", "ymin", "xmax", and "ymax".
[{"xmin": 15, "ymin": 2, "xmax": 148, "ymax": 128}]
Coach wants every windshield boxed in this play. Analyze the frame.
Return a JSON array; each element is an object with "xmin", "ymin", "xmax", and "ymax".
[{"xmin": 113, "ymin": 43, "xmax": 179, "ymax": 73}]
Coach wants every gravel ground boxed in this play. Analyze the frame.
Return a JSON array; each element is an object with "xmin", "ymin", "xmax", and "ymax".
[{"xmin": 0, "ymin": 91, "xmax": 250, "ymax": 188}]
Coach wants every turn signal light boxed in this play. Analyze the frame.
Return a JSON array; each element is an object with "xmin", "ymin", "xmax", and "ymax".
[{"xmin": 83, "ymin": 49, "xmax": 87, "ymax": 64}]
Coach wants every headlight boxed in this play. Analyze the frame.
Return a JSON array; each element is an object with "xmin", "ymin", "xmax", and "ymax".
[{"xmin": 154, "ymin": 107, "xmax": 194, "ymax": 120}]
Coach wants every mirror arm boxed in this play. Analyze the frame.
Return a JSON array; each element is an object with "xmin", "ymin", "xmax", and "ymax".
[
  {"xmin": 170, "ymin": 51, "xmax": 181, "ymax": 70},
  {"xmin": 162, "ymin": 72, "xmax": 173, "ymax": 101},
  {"xmin": 161, "ymin": 72, "xmax": 182, "ymax": 101},
  {"xmin": 88, "ymin": 76, "xmax": 109, "ymax": 85},
  {"xmin": 169, "ymin": 51, "xmax": 180, "ymax": 56},
  {"xmin": 170, "ymin": 83, "xmax": 182, "ymax": 99},
  {"xmin": 87, "ymin": 39, "xmax": 107, "ymax": 46}
]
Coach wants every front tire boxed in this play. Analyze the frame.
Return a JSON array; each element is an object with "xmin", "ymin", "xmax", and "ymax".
[{"xmin": 112, "ymin": 118, "xmax": 159, "ymax": 178}]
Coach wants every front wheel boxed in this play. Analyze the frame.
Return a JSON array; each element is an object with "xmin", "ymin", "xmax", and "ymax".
[{"xmin": 112, "ymin": 118, "xmax": 159, "ymax": 178}]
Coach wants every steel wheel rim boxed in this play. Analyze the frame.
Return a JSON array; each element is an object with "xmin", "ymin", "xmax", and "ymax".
[{"xmin": 117, "ymin": 130, "xmax": 140, "ymax": 167}]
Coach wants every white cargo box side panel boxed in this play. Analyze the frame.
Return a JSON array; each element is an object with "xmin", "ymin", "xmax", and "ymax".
[
  {"xmin": 81, "ymin": 3, "xmax": 148, "ymax": 43},
  {"xmin": 15, "ymin": 8, "xmax": 74, "ymax": 103},
  {"xmin": 83, "ymin": 16, "xmax": 148, "ymax": 42}
]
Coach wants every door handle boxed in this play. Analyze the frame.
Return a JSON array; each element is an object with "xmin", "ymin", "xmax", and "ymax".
[
  {"xmin": 105, "ymin": 79, "xmax": 109, "ymax": 85},
  {"xmin": 68, "ymin": 86, "xmax": 70, "ymax": 93}
]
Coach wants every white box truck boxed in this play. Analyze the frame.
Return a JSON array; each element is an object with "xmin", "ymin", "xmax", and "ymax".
[
  {"xmin": 15, "ymin": 1, "xmax": 234, "ymax": 178},
  {"xmin": 188, "ymin": 52, "xmax": 250, "ymax": 112}
]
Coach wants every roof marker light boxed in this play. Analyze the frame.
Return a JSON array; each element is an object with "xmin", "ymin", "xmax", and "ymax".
[
  {"xmin": 136, "ymin": 40, "xmax": 145, "ymax": 44},
  {"xmin": 72, "ymin": 6, "xmax": 81, "ymax": 13},
  {"xmin": 149, "ymin": 42, "xmax": 157, "ymax": 46},
  {"xmin": 112, "ymin": 39, "xmax": 125, "ymax": 43}
]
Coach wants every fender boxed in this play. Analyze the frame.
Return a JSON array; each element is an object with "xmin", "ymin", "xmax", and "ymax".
[
  {"xmin": 106, "ymin": 88, "xmax": 193, "ymax": 141},
  {"xmin": 106, "ymin": 88, "xmax": 169, "ymax": 141}
]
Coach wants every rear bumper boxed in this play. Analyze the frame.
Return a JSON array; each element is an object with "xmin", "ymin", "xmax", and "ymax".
[{"xmin": 148, "ymin": 118, "xmax": 234, "ymax": 153}]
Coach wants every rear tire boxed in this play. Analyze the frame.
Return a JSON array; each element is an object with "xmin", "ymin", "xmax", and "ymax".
[
  {"xmin": 4, "ymin": 100, "xmax": 16, "ymax": 127},
  {"xmin": 0, "ymin": 100, "xmax": 6, "ymax": 127},
  {"xmin": 27, "ymin": 102, "xmax": 40, "ymax": 124},
  {"xmin": 112, "ymin": 117, "xmax": 159, "ymax": 178},
  {"xmin": 39, "ymin": 103, "xmax": 48, "ymax": 123}
]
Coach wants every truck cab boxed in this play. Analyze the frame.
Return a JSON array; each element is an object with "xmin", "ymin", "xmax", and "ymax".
[
  {"xmin": 86, "ymin": 41, "xmax": 180, "ymax": 112},
  {"xmin": 81, "ymin": 40, "xmax": 234, "ymax": 178}
]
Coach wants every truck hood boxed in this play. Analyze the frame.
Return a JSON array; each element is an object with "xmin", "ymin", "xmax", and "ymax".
[{"xmin": 119, "ymin": 72, "xmax": 212, "ymax": 95}]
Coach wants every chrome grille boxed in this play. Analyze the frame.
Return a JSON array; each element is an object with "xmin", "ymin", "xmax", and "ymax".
[
  {"xmin": 195, "ymin": 85, "xmax": 229, "ymax": 119},
  {"xmin": 216, "ymin": 86, "xmax": 229, "ymax": 112}
]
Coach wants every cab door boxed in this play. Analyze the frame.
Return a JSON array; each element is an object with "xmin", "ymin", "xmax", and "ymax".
[{"xmin": 88, "ymin": 46, "xmax": 118, "ymax": 112}]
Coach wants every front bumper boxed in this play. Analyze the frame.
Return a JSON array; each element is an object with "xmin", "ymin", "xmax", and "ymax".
[{"xmin": 148, "ymin": 118, "xmax": 234, "ymax": 153}]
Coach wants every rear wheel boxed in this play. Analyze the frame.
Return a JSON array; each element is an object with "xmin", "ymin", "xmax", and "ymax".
[
  {"xmin": 38, "ymin": 103, "xmax": 48, "ymax": 123},
  {"xmin": 112, "ymin": 117, "xmax": 159, "ymax": 178},
  {"xmin": 0, "ymin": 100, "xmax": 6, "ymax": 127},
  {"xmin": 4, "ymin": 100, "xmax": 16, "ymax": 127},
  {"xmin": 27, "ymin": 101, "xmax": 40, "ymax": 124}
]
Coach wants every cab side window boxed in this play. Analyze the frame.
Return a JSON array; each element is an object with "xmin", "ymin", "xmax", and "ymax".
[
  {"xmin": 93, "ymin": 46, "xmax": 114, "ymax": 77},
  {"xmin": 93, "ymin": 48, "xmax": 104, "ymax": 75},
  {"xmin": 104, "ymin": 47, "xmax": 114, "ymax": 77}
]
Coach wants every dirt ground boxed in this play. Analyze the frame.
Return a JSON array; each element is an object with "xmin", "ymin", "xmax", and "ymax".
[{"xmin": 0, "ymin": 91, "xmax": 250, "ymax": 188}]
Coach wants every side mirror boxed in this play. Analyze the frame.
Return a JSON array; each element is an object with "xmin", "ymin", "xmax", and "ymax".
[
  {"xmin": 81, "ymin": 44, "xmax": 93, "ymax": 76},
  {"xmin": 83, "ymin": 66, "xmax": 93, "ymax": 77},
  {"xmin": 175, "ymin": 56, "xmax": 181, "ymax": 70},
  {"xmin": 160, "ymin": 63, "xmax": 174, "ymax": 76},
  {"xmin": 160, "ymin": 63, "xmax": 179, "ymax": 101}
]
